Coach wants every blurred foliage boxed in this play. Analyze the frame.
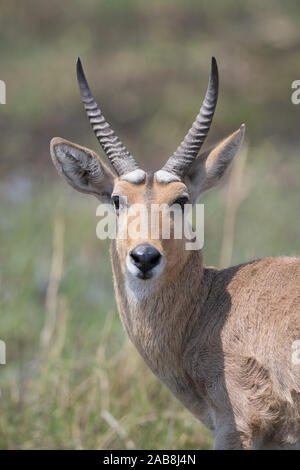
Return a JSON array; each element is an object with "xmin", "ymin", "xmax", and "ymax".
[{"xmin": 0, "ymin": 0, "xmax": 300, "ymax": 449}]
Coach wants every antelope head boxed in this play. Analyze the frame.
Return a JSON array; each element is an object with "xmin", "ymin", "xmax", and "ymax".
[{"xmin": 50, "ymin": 58, "xmax": 245, "ymax": 288}]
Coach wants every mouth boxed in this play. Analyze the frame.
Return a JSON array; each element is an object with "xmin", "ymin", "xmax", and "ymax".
[{"xmin": 136, "ymin": 270, "xmax": 154, "ymax": 280}]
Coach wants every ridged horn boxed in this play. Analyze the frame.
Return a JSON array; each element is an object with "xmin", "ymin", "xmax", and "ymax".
[
  {"xmin": 160, "ymin": 57, "xmax": 219, "ymax": 179},
  {"xmin": 76, "ymin": 57, "xmax": 139, "ymax": 177}
]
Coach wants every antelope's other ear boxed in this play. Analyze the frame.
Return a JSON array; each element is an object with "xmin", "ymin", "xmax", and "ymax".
[
  {"xmin": 50, "ymin": 137, "xmax": 115, "ymax": 203},
  {"xmin": 184, "ymin": 124, "xmax": 245, "ymax": 203}
]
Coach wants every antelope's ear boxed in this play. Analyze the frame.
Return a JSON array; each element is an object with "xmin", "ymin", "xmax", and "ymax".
[
  {"xmin": 184, "ymin": 125, "xmax": 245, "ymax": 203},
  {"xmin": 50, "ymin": 137, "xmax": 115, "ymax": 203}
]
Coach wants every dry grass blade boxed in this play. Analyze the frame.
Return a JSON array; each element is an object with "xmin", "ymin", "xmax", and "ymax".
[
  {"xmin": 100, "ymin": 410, "xmax": 136, "ymax": 449},
  {"xmin": 219, "ymin": 145, "xmax": 249, "ymax": 268},
  {"xmin": 40, "ymin": 214, "xmax": 65, "ymax": 352}
]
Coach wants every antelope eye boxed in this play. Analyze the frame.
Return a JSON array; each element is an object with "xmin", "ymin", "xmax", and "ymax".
[{"xmin": 111, "ymin": 195, "xmax": 120, "ymax": 213}]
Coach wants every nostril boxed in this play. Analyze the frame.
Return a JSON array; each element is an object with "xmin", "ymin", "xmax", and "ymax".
[
  {"xmin": 149, "ymin": 251, "xmax": 161, "ymax": 267},
  {"xmin": 130, "ymin": 250, "xmax": 144, "ymax": 271},
  {"xmin": 130, "ymin": 244, "xmax": 162, "ymax": 273},
  {"xmin": 130, "ymin": 251, "xmax": 141, "ymax": 264}
]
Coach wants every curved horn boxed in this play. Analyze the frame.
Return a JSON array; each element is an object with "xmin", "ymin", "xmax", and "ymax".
[
  {"xmin": 160, "ymin": 57, "xmax": 219, "ymax": 180},
  {"xmin": 76, "ymin": 57, "xmax": 139, "ymax": 177}
]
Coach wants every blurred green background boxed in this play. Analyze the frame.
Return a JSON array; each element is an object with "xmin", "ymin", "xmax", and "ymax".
[{"xmin": 0, "ymin": 0, "xmax": 300, "ymax": 449}]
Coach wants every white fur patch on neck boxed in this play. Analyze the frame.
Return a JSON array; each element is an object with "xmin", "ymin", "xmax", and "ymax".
[
  {"xmin": 120, "ymin": 169, "xmax": 146, "ymax": 184},
  {"xmin": 155, "ymin": 170, "xmax": 181, "ymax": 184}
]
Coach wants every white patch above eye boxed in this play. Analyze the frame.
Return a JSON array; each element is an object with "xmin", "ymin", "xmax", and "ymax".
[
  {"xmin": 120, "ymin": 169, "xmax": 146, "ymax": 184},
  {"xmin": 155, "ymin": 170, "xmax": 181, "ymax": 184}
]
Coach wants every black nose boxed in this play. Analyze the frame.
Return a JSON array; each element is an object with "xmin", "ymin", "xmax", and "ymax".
[{"xmin": 130, "ymin": 244, "xmax": 161, "ymax": 276}]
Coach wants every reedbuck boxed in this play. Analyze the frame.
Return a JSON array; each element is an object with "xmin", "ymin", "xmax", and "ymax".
[{"xmin": 50, "ymin": 58, "xmax": 300, "ymax": 450}]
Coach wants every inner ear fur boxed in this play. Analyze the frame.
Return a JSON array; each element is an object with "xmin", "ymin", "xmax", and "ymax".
[
  {"xmin": 184, "ymin": 125, "xmax": 245, "ymax": 203},
  {"xmin": 50, "ymin": 137, "xmax": 115, "ymax": 202}
]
